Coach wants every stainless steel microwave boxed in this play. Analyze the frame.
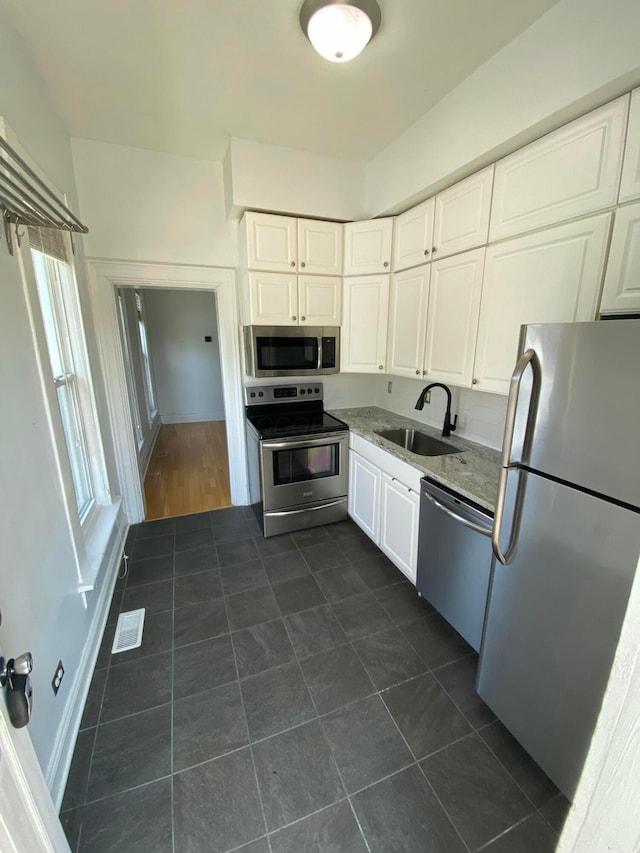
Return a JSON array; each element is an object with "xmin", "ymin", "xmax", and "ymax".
[{"xmin": 243, "ymin": 326, "xmax": 340, "ymax": 378}]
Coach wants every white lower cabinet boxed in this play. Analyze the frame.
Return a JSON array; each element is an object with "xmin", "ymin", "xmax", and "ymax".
[
  {"xmin": 348, "ymin": 450, "xmax": 381, "ymax": 543},
  {"xmin": 348, "ymin": 434, "xmax": 422, "ymax": 584},
  {"xmin": 379, "ymin": 473, "xmax": 420, "ymax": 584}
]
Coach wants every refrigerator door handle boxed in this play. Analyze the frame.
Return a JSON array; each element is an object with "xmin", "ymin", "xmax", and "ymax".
[
  {"xmin": 500, "ymin": 348, "xmax": 540, "ymax": 468},
  {"xmin": 493, "ymin": 348, "xmax": 540, "ymax": 565}
]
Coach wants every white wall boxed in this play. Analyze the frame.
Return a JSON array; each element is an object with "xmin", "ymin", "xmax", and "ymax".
[
  {"xmin": 373, "ymin": 376, "xmax": 508, "ymax": 450},
  {"xmin": 0, "ymin": 9, "xmax": 122, "ymax": 787},
  {"xmin": 225, "ymin": 137, "xmax": 366, "ymax": 222},
  {"xmin": 71, "ymin": 137, "xmax": 238, "ymax": 268},
  {"xmin": 144, "ymin": 289, "xmax": 225, "ymax": 422},
  {"xmin": 366, "ymin": 0, "xmax": 640, "ymax": 216}
]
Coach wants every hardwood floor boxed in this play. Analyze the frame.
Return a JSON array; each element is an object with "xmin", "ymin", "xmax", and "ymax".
[{"xmin": 143, "ymin": 421, "xmax": 232, "ymax": 520}]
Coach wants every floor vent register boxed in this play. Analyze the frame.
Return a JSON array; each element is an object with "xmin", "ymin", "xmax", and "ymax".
[{"xmin": 112, "ymin": 608, "xmax": 145, "ymax": 654}]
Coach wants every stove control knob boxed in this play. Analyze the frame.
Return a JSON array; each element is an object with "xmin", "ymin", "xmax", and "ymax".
[
  {"xmin": 314, "ymin": 387, "xmax": 320, "ymax": 394},
  {"xmin": 258, "ymin": 391, "xmax": 264, "ymax": 398},
  {"xmin": 300, "ymin": 389, "xmax": 306, "ymax": 394},
  {"xmin": 307, "ymin": 387, "xmax": 313, "ymax": 393}
]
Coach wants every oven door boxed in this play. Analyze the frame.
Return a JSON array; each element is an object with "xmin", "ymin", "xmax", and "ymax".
[{"xmin": 260, "ymin": 431, "xmax": 348, "ymax": 512}]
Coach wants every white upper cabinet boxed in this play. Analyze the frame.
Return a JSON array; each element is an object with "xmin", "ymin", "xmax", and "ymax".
[
  {"xmin": 344, "ymin": 218, "xmax": 393, "ymax": 276},
  {"xmin": 393, "ymin": 199, "xmax": 434, "ymax": 272},
  {"xmin": 490, "ymin": 98, "xmax": 628, "ymax": 242},
  {"xmin": 387, "ymin": 265, "xmax": 430, "ymax": 378},
  {"xmin": 423, "ymin": 248, "xmax": 485, "ymax": 388},
  {"xmin": 248, "ymin": 271, "xmax": 298, "ymax": 325},
  {"xmin": 432, "ymin": 166, "xmax": 494, "ymax": 260},
  {"xmin": 244, "ymin": 212, "xmax": 297, "ymax": 272},
  {"xmin": 341, "ymin": 275, "xmax": 390, "ymax": 373},
  {"xmin": 297, "ymin": 219, "xmax": 343, "ymax": 275},
  {"xmin": 298, "ymin": 275, "xmax": 342, "ymax": 325},
  {"xmin": 475, "ymin": 214, "xmax": 612, "ymax": 394},
  {"xmin": 619, "ymin": 89, "xmax": 640, "ymax": 203},
  {"xmin": 600, "ymin": 202, "xmax": 640, "ymax": 315}
]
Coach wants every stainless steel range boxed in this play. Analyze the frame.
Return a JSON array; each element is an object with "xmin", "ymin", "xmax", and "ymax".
[{"xmin": 245, "ymin": 383, "xmax": 349, "ymax": 537}]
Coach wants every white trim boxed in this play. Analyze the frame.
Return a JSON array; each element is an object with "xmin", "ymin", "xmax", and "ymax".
[
  {"xmin": 46, "ymin": 503, "xmax": 127, "ymax": 808},
  {"xmin": 87, "ymin": 260, "xmax": 249, "ymax": 521},
  {"xmin": 0, "ymin": 693, "xmax": 69, "ymax": 852},
  {"xmin": 159, "ymin": 412, "xmax": 226, "ymax": 424}
]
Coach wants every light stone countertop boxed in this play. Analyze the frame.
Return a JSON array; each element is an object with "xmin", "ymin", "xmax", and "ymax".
[{"xmin": 328, "ymin": 406, "xmax": 502, "ymax": 513}]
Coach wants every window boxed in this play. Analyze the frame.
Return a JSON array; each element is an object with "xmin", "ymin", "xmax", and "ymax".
[
  {"xmin": 29, "ymin": 226, "xmax": 102, "ymax": 526},
  {"xmin": 134, "ymin": 290, "xmax": 157, "ymax": 424}
]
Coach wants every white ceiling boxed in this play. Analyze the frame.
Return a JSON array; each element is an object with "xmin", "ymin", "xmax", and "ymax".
[{"xmin": 5, "ymin": 0, "xmax": 562, "ymax": 163}]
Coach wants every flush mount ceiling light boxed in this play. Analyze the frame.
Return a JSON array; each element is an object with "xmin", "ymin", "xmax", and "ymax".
[{"xmin": 300, "ymin": 0, "xmax": 381, "ymax": 63}]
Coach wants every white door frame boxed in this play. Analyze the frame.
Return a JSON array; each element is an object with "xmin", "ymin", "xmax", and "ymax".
[
  {"xmin": 0, "ymin": 690, "xmax": 69, "ymax": 852},
  {"xmin": 86, "ymin": 260, "xmax": 249, "ymax": 522}
]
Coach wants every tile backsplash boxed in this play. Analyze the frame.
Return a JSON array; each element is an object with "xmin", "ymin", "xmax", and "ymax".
[{"xmin": 372, "ymin": 376, "xmax": 508, "ymax": 450}]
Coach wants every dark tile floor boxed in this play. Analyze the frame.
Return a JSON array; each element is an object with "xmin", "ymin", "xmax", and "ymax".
[{"xmin": 60, "ymin": 508, "xmax": 569, "ymax": 852}]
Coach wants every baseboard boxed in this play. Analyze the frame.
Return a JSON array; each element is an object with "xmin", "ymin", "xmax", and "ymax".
[
  {"xmin": 46, "ymin": 502, "xmax": 127, "ymax": 809},
  {"xmin": 160, "ymin": 412, "xmax": 225, "ymax": 424}
]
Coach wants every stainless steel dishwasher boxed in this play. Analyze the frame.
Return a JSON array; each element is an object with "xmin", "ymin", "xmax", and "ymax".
[{"xmin": 417, "ymin": 477, "xmax": 493, "ymax": 652}]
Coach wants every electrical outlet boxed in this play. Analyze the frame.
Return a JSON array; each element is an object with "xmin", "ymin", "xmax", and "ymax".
[
  {"xmin": 52, "ymin": 661, "xmax": 64, "ymax": 696},
  {"xmin": 425, "ymin": 390, "xmax": 431, "ymax": 404},
  {"xmin": 387, "ymin": 381, "xmax": 393, "ymax": 394}
]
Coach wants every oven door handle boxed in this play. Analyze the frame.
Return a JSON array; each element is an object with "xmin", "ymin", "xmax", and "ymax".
[
  {"xmin": 262, "ymin": 432, "xmax": 347, "ymax": 450},
  {"xmin": 266, "ymin": 498, "xmax": 347, "ymax": 517}
]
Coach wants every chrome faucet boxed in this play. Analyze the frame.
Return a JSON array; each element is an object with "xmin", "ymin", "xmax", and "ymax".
[{"xmin": 415, "ymin": 382, "xmax": 458, "ymax": 437}]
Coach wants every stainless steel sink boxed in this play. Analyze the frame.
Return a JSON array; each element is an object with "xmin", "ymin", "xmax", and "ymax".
[{"xmin": 375, "ymin": 428, "xmax": 462, "ymax": 457}]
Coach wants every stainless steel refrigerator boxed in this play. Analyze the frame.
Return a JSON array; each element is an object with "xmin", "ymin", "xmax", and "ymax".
[{"xmin": 477, "ymin": 319, "xmax": 640, "ymax": 800}]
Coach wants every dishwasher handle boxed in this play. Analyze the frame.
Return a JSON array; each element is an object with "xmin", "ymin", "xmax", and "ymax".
[{"xmin": 421, "ymin": 486, "xmax": 492, "ymax": 538}]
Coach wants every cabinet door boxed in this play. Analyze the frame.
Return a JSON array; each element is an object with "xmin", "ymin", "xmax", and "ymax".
[
  {"xmin": 387, "ymin": 265, "xmax": 430, "ymax": 378},
  {"xmin": 619, "ymin": 88, "xmax": 640, "ymax": 202},
  {"xmin": 248, "ymin": 271, "xmax": 298, "ymax": 325},
  {"xmin": 348, "ymin": 451, "xmax": 381, "ymax": 543},
  {"xmin": 341, "ymin": 275, "xmax": 390, "ymax": 373},
  {"xmin": 343, "ymin": 219, "xmax": 393, "ymax": 276},
  {"xmin": 432, "ymin": 166, "xmax": 494, "ymax": 260},
  {"xmin": 600, "ymin": 202, "xmax": 640, "ymax": 315},
  {"xmin": 393, "ymin": 199, "xmax": 434, "ymax": 272},
  {"xmin": 490, "ymin": 98, "xmax": 628, "ymax": 241},
  {"xmin": 298, "ymin": 276, "xmax": 342, "ymax": 325},
  {"xmin": 244, "ymin": 212, "xmax": 298, "ymax": 272},
  {"xmin": 475, "ymin": 214, "xmax": 612, "ymax": 394},
  {"xmin": 298, "ymin": 219, "xmax": 343, "ymax": 275},
  {"xmin": 424, "ymin": 248, "xmax": 485, "ymax": 388},
  {"xmin": 379, "ymin": 473, "xmax": 419, "ymax": 584}
]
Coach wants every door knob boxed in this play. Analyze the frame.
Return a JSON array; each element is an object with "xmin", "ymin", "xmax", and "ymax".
[{"xmin": 0, "ymin": 652, "xmax": 33, "ymax": 729}]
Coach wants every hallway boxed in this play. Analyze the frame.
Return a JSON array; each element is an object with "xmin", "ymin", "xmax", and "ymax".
[
  {"xmin": 59, "ymin": 510, "xmax": 568, "ymax": 852},
  {"xmin": 143, "ymin": 422, "xmax": 231, "ymax": 520}
]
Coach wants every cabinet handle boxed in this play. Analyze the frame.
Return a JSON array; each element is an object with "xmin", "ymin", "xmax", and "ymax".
[
  {"xmin": 432, "ymin": 246, "xmax": 438, "ymax": 253},
  {"xmin": 292, "ymin": 316, "xmax": 297, "ymax": 321},
  {"xmin": 472, "ymin": 378, "xmax": 478, "ymax": 385},
  {"xmin": 422, "ymin": 370, "xmax": 427, "ymax": 376},
  {"xmin": 378, "ymin": 365, "xmax": 383, "ymax": 370},
  {"xmin": 424, "ymin": 249, "xmax": 429, "ymax": 255},
  {"xmin": 301, "ymin": 316, "xmax": 306, "ymax": 321},
  {"xmin": 383, "ymin": 261, "xmax": 389, "ymax": 268},
  {"xmin": 415, "ymin": 370, "xmax": 420, "ymax": 375},
  {"xmin": 290, "ymin": 261, "xmax": 295, "ymax": 267},
  {"xmin": 301, "ymin": 262, "xmax": 306, "ymax": 268}
]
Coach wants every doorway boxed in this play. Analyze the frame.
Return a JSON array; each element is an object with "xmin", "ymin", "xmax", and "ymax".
[
  {"xmin": 116, "ymin": 286, "xmax": 232, "ymax": 520},
  {"xmin": 87, "ymin": 261, "xmax": 249, "ymax": 525}
]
